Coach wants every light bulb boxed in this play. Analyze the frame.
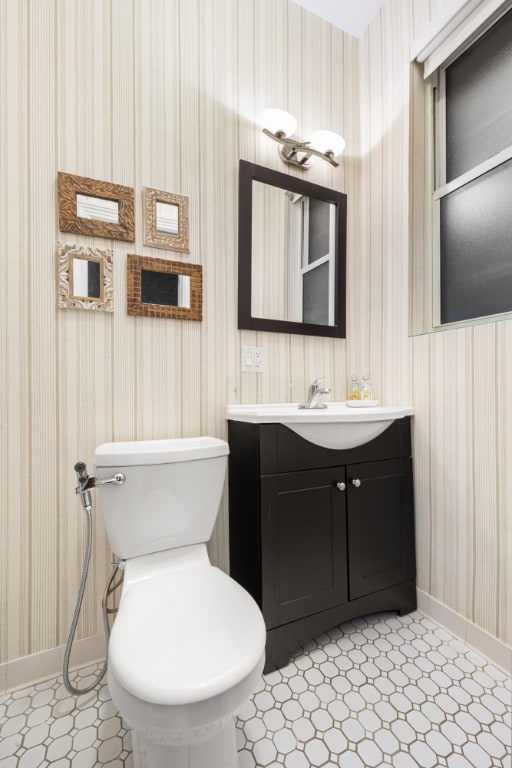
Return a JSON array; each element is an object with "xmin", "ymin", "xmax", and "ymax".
[
  {"xmin": 260, "ymin": 108, "xmax": 297, "ymax": 137},
  {"xmin": 310, "ymin": 130, "xmax": 345, "ymax": 158}
]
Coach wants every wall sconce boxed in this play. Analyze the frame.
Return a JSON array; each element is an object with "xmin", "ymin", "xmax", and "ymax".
[{"xmin": 260, "ymin": 108, "xmax": 345, "ymax": 169}]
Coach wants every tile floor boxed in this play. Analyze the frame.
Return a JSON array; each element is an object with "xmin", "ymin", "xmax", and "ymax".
[{"xmin": 0, "ymin": 611, "xmax": 510, "ymax": 768}]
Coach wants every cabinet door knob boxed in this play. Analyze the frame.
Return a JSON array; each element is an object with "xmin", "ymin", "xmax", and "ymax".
[
  {"xmin": 351, "ymin": 478, "xmax": 361, "ymax": 488},
  {"xmin": 336, "ymin": 482, "xmax": 346, "ymax": 491}
]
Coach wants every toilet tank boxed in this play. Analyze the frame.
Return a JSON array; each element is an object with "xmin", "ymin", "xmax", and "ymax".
[{"xmin": 94, "ymin": 437, "xmax": 229, "ymax": 560}]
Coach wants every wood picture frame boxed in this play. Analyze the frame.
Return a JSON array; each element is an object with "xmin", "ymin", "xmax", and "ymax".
[
  {"xmin": 127, "ymin": 254, "xmax": 202, "ymax": 320},
  {"xmin": 143, "ymin": 187, "xmax": 190, "ymax": 252},
  {"xmin": 58, "ymin": 172, "xmax": 135, "ymax": 242},
  {"xmin": 58, "ymin": 243, "xmax": 114, "ymax": 312}
]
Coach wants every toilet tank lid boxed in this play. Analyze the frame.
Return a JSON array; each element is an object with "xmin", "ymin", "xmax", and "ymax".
[{"xmin": 94, "ymin": 436, "xmax": 229, "ymax": 467}]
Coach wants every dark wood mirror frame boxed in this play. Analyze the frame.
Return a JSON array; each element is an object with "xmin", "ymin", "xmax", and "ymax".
[
  {"xmin": 127, "ymin": 254, "xmax": 202, "ymax": 321},
  {"xmin": 238, "ymin": 160, "xmax": 347, "ymax": 338},
  {"xmin": 58, "ymin": 172, "xmax": 135, "ymax": 242}
]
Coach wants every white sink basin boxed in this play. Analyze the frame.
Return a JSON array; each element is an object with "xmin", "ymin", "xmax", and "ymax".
[{"xmin": 226, "ymin": 402, "xmax": 413, "ymax": 450}]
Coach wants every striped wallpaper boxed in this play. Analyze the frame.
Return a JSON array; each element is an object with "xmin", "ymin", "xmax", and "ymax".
[{"xmin": 0, "ymin": 0, "xmax": 510, "ymax": 673}]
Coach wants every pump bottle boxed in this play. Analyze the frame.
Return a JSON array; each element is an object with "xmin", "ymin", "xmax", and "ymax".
[
  {"xmin": 348, "ymin": 371, "xmax": 360, "ymax": 400},
  {"xmin": 361, "ymin": 369, "xmax": 373, "ymax": 400}
]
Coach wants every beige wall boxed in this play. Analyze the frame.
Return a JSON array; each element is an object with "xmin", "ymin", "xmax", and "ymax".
[
  {"xmin": 0, "ymin": 0, "xmax": 357, "ymax": 665},
  {"xmin": 0, "ymin": 0, "xmax": 510, "ymax": 670},
  {"xmin": 357, "ymin": 0, "xmax": 512, "ymax": 648}
]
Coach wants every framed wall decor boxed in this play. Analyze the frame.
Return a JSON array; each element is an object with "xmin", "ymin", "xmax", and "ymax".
[
  {"xmin": 143, "ymin": 187, "xmax": 190, "ymax": 252},
  {"xmin": 58, "ymin": 172, "xmax": 135, "ymax": 242},
  {"xmin": 127, "ymin": 254, "xmax": 202, "ymax": 320},
  {"xmin": 58, "ymin": 243, "xmax": 114, "ymax": 312}
]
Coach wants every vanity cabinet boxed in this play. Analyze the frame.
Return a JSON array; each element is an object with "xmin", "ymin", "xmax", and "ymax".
[
  {"xmin": 228, "ymin": 417, "xmax": 416, "ymax": 672},
  {"xmin": 260, "ymin": 466, "xmax": 349, "ymax": 629}
]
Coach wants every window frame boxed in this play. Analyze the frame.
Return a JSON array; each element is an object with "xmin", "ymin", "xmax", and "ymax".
[
  {"xmin": 410, "ymin": 0, "xmax": 512, "ymax": 334},
  {"xmin": 432, "ymin": 16, "xmax": 512, "ymax": 328}
]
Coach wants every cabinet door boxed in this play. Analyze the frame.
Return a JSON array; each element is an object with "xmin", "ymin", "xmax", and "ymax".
[
  {"xmin": 347, "ymin": 458, "xmax": 415, "ymax": 600},
  {"xmin": 261, "ymin": 467, "xmax": 348, "ymax": 628}
]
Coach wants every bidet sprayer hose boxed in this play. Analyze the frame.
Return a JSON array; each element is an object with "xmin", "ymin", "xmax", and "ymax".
[{"xmin": 62, "ymin": 503, "xmax": 120, "ymax": 696}]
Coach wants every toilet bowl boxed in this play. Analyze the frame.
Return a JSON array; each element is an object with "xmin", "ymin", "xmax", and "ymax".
[{"xmin": 94, "ymin": 438, "xmax": 266, "ymax": 768}]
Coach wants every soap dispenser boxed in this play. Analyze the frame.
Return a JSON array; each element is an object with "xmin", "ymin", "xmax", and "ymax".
[{"xmin": 361, "ymin": 369, "xmax": 373, "ymax": 400}]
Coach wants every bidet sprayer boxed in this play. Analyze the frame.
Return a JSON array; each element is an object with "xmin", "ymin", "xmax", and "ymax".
[{"xmin": 66, "ymin": 461, "xmax": 124, "ymax": 695}]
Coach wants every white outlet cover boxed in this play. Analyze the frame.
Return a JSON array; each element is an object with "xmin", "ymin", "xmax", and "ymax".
[{"xmin": 241, "ymin": 346, "xmax": 265, "ymax": 373}]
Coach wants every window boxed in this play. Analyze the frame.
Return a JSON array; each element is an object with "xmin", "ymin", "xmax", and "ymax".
[
  {"xmin": 433, "ymin": 6, "xmax": 512, "ymax": 326},
  {"xmin": 411, "ymin": 0, "xmax": 512, "ymax": 333}
]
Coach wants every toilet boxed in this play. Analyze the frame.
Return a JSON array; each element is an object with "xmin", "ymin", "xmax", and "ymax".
[{"xmin": 94, "ymin": 437, "xmax": 266, "ymax": 768}]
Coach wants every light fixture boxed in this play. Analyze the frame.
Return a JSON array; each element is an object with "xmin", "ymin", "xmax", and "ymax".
[{"xmin": 260, "ymin": 108, "xmax": 345, "ymax": 169}]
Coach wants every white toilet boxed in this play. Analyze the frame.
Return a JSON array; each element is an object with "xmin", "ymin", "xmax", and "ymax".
[{"xmin": 94, "ymin": 436, "xmax": 266, "ymax": 768}]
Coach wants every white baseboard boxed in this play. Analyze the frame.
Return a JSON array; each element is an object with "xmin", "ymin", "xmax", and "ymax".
[
  {"xmin": 1, "ymin": 591, "xmax": 510, "ymax": 695},
  {"xmin": 417, "ymin": 589, "xmax": 512, "ymax": 675},
  {"xmin": 0, "ymin": 633, "xmax": 106, "ymax": 695}
]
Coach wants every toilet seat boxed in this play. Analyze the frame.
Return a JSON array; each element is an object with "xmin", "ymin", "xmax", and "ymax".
[{"xmin": 108, "ymin": 564, "xmax": 266, "ymax": 707}]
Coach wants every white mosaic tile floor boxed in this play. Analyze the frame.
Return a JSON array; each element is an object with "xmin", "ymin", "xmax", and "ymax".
[{"xmin": 0, "ymin": 611, "xmax": 510, "ymax": 768}]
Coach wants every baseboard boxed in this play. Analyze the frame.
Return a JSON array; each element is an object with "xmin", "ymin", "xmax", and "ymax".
[
  {"xmin": 0, "ymin": 633, "xmax": 106, "ymax": 695},
  {"xmin": 417, "ymin": 589, "xmax": 512, "ymax": 676},
  {"xmin": 2, "ymin": 593, "xmax": 510, "ymax": 695}
]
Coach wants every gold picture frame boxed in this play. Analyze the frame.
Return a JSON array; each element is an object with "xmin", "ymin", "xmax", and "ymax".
[
  {"xmin": 58, "ymin": 172, "xmax": 135, "ymax": 242},
  {"xmin": 127, "ymin": 255, "xmax": 202, "ymax": 320},
  {"xmin": 143, "ymin": 187, "xmax": 190, "ymax": 253},
  {"xmin": 58, "ymin": 243, "xmax": 113, "ymax": 312}
]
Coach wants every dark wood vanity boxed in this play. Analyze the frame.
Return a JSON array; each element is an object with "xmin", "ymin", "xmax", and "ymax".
[{"xmin": 228, "ymin": 417, "xmax": 416, "ymax": 672}]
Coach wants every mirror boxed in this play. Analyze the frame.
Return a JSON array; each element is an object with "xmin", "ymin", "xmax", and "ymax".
[
  {"xmin": 58, "ymin": 243, "xmax": 113, "ymax": 312},
  {"xmin": 141, "ymin": 269, "xmax": 190, "ymax": 308},
  {"xmin": 72, "ymin": 256, "xmax": 102, "ymax": 299},
  {"xmin": 127, "ymin": 254, "xmax": 201, "ymax": 320},
  {"xmin": 76, "ymin": 193, "xmax": 119, "ymax": 224},
  {"xmin": 58, "ymin": 172, "xmax": 135, "ymax": 242},
  {"xmin": 155, "ymin": 202, "xmax": 179, "ymax": 235},
  {"xmin": 144, "ymin": 187, "xmax": 190, "ymax": 252},
  {"xmin": 238, "ymin": 160, "xmax": 347, "ymax": 338}
]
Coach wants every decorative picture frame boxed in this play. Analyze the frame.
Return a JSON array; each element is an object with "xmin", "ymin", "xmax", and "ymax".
[
  {"xmin": 57, "ymin": 172, "xmax": 135, "ymax": 242},
  {"xmin": 127, "ymin": 254, "xmax": 202, "ymax": 320},
  {"xmin": 143, "ymin": 187, "xmax": 190, "ymax": 253},
  {"xmin": 58, "ymin": 243, "xmax": 114, "ymax": 312}
]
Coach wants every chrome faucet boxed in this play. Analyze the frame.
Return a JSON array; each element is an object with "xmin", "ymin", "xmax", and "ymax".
[{"xmin": 299, "ymin": 377, "xmax": 331, "ymax": 409}]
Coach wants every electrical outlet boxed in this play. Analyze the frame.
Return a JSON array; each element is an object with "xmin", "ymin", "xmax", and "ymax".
[
  {"xmin": 253, "ymin": 348, "xmax": 264, "ymax": 371},
  {"xmin": 241, "ymin": 346, "xmax": 265, "ymax": 373}
]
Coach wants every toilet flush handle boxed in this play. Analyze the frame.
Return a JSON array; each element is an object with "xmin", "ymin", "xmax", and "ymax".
[{"xmin": 94, "ymin": 473, "xmax": 126, "ymax": 487}]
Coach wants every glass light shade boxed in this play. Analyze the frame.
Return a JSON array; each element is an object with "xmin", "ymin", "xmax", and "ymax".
[
  {"xmin": 260, "ymin": 108, "xmax": 297, "ymax": 137},
  {"xmin": 310, "ymin": 130, "xmax": 345, "ymax": 158}
]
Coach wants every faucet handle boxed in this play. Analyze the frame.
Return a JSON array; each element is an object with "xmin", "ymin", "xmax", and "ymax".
[
  {"xmin": 309, "ymin": 377, "xmax": 324, "ymax": 393},
  {"xmin": 313, "ymin": 377, "xmax": 331, "ymax": 394}
]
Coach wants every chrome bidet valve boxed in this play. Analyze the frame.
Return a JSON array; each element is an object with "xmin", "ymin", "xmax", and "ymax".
[
  {"xmin": 74, "ymin": 462, "xmax": 93, "ymax": 509},
  {"xmin": 74, "ymin": 461, "xmax": 125, "ymax": 510}
]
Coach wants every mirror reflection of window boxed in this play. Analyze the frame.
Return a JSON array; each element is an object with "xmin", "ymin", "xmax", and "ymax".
[
  {"xmin": 76, "ymin": 194, "xmax": 119, "ymax": 224},
  {"xmin": 156, "ymin": 202, "xmax": 179, "ymax": 236},
  {"xmin": 251, "ymin": 181, "xmax": 335, "ymax": 326},
  {"xmin": 72, "ymin": 257, "xmax": 102, "ymax": 300},
  {"xmin": 300, "ymin": 197, "xmax": 335, "ymax": 325},
  {"xmin": 141, "ymin": 269, "xmax": 190, "ymax": 308}
]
